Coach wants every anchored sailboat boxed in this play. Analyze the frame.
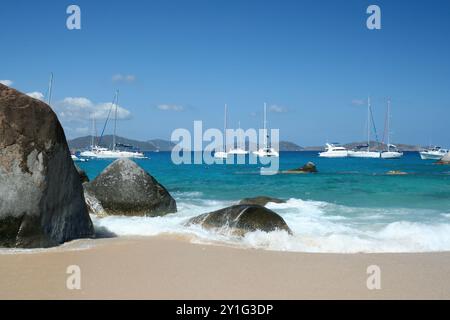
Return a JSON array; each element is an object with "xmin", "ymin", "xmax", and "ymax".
[
  {"xmin": 80, "ymin": 90, "xmax": 146, "ymax": 159},
  {"xmin": 253, "ymin": 103, "xmax": 279, "ymax": 158},
  {"xmin": 381, "ymin": 99, "xmax": 403, "ymax": 159},
  {"xmin": 214, "ymin": 104, "xmax": 229, "ymax": 159},
  {"xmin": 349, "ymin": 97, "xmax": 381, "ymax": 158},
  {"xmin": 228, "ymin": 121, "xmax": 249, "ymax": 155}
]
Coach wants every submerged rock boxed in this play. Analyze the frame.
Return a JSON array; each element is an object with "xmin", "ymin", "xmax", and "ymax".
[
  {"xmin": 284, "ymin": 162, "xmax": 318, "ymax": 174},
  {"xmin": 0, "ymin": 84, "xmax": 94, "ymax": 248},
  {"xmin": 186, "ymin": 204, "xmax": 292, "ymax": 235},
  {"xmin": 239, "ymin": 196, "xmax": 286, "ymax": 207},
  {"xmin": 386, "ymin": 170, "xmax": 408, "ymax": 175},
  {"xmin": 85, "ymin": 158, "xmax": 177, "ymax": 216}
]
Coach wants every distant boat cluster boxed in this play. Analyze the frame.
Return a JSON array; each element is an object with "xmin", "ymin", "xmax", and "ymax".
[
  {"xmin": 319, "ymin": 97, "xmax": 403, "ymax": 159},
  {"xmin": 214, "ymin": 102, "xmax": 279, "ymax": 159}
]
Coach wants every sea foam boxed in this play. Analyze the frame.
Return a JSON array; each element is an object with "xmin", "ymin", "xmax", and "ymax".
[{"xmin": 91, "ymin": 194, "xmax": 450, "ymax": 253}]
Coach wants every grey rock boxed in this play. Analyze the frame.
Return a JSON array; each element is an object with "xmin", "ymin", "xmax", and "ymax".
[
  {"xmin": 239, "ymin": 196, "xmax": 286, "ymax": 207},
  {"xmin": 75, "ymin": 165, "xmax": 89, "ymax": 184},
  {"xmin": 186, "ymin": 204, "xmax": 292, "ymax": 236},
  {"xmin": 285, "ymin": 162, "xmax": 318, "ymax": 173},
  {"xmin": 85, "ymin": 158, "xmax": 177, "ymax": 216},
  {"xmin": 0, "ymin": 84, "xmax": 94, "ymax": 248}
]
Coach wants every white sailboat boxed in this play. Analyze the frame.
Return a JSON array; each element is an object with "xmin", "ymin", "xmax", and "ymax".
[
  {"xmin": 80, "ymin": 91, "xmax": 146, "ymax": 159},
  {"xmin": 381, "ymin": 99, "xmax": 403, "ymax": 159},
  {"xmin": 349, "ymin": 97, "xmax": 381, "ymax": 158},
  {"xmin": 253, "ymin": 103, "xmax": 279, "ymax": 158},
  {"xmin": 228, "ymin": 121, "xmax": 249, "ymax": 155},
  {"xmin": 214, "ymin": 104, "xmax": 229, "ymax": 159}
]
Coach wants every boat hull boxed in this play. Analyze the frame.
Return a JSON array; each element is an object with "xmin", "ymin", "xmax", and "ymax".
[
  {"xmin": 318, "ymin": 151, "xmax": 348, "ymax": 158},
  {"xmin": 381, "ymin": 151, "xmax": 403, "ymax": 159},
  {"xmin": 419, "ymin": 152, "xmax": 445, "ymax": 160},
  {"xmin": 348, "ymin": 151, "xmax": 381, "ymax": 158}
]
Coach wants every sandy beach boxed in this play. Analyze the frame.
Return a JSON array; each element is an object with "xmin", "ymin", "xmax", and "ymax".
[{"xmin": 1, "ymin": 236, "xmax": 449, "ymax": 300}]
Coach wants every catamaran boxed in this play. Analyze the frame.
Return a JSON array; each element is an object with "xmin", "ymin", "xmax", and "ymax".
[
  {"xmin": 380, "ymin": 99, "xmax": 403, "ymax": 159},
  {"xmin": 349, "ymin": 97, "xmax": 381, "ymax": 158},
  {"xmin": 214, "ymin": 104, "xmax": 229, "ymax": 159},
  {"xmin": 318, "ymin": 143, "xmax": 349, "ymax": 158},
  {"xmin": 253, "ymin": 103, "xmax": 279, "ymax": 157},
  {"xmin": 80, "ymin": 90, "xmax": 146, "ymax": 159}
]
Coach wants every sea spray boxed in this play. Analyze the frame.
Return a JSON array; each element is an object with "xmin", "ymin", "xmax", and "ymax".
[{"xmin": 90, "ymin": 194, "xmax": 450, "ymax": 253}]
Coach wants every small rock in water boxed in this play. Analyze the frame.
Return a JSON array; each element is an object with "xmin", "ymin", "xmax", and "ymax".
[
  {"xmin": 386, "ymin": 170, "xmax": 407, "ymax": 175},
  {"xmin": 284, "ymin": 162, "xmax": 318, "ymax": 174},
  {"xmin": 239, "ymin": 196, "xmax": 286, "ymax": 207},
  {"xmin": 85, "ymin": 158, "xmax": 177, "ymax": 217},
  {"xmin": 186, "ymin": 204, "xmax": 292, "ymax": 236}
]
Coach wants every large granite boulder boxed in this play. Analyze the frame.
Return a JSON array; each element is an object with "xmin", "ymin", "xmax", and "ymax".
[
  {"xmin": 186, "ymin": 204, "xmax": 292, "ymax": 235},
  {"xmin": 239, "ymin": 196, "xmax": 286, "ymax": 207},
  {"xmin": 85, "ymin": 158, "xmax": 177, "ymax": 216},
  {"xmin": 0, "ymin": 84, "xmax": 94, "ymax": 248}
]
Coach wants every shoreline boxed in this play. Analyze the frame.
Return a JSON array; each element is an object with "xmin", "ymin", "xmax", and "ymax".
[{"xmin": 1, "ymin": 235, "xmax": 450, "ymax": 299}]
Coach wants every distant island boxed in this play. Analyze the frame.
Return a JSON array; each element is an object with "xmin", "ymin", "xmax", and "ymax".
[{"xmin": 68, "ymin": 136, "xmax": 422, "ymax": 152}]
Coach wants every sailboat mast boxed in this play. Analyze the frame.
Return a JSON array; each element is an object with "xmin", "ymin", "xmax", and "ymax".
[
  {"xmin": 387, "ymin": 99, "xmax": 391, "ymax": 151},
  {"xmin": 113, "ymin": 90, "xmax": 119, "ymax": 152},
  {"xmin": 264, "ymin": 102, "xmax": 267, "ymax": 148},
  {"xmin": 47, "ymin": 73, "xmax": 54, "ymax": 105},
  {"xmin": 224, "ymin": 104, "xmax": 227, "ymax": 152},
  {"xmin": 91, "ymin": 113, "xmax": 95, "ymax": 148},
  {"xmin": 367, "ymin": 96, "xmax": 371, "ymax": 152}
]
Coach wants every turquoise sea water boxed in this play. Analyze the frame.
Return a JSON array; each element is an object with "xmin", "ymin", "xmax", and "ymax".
[{"xmin": 78, "ymin": 152, "xmax": 450, "ymax": 253}]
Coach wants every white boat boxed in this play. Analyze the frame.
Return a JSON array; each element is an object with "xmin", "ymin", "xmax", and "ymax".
[
  {"xmin": 228, "ymin": 121, "xmax": 249, "ymax": 155},
  {"xmin": 380, "ymin": 99, "xmax": 403, "ymax": 159},
  {"xmin": 71, "ymin": 154, "xmax": 88, "ymax": 162},
  {"xmin": 419, "ymin": 146, "xmax": 449, "ymax": 160},
  {"xmin": 80, "ymin": 91, "xmax": 146, "ymax": 159},
  {"xmin": 253, "ymin": 103, "xmax": 279, "ymax": 158},
  {"xmin": 214, "ymin": 104, "xmax": 229, "ymax": 159},
  {"xmin": 381, "ymin": 146, "xmax": 403, "ymax": 159},
  {"xmin": 318, "ymin": 143, "xmax": 349, "ymax": 158},
  {"xmin": 348, "ymin": 97, "xmax": 381, "ymax": 158}
]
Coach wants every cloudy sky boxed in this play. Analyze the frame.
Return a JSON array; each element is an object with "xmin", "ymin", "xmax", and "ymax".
[{"xmin": 1, "ymin": 0, "xmax": 450, "ymax": 146}]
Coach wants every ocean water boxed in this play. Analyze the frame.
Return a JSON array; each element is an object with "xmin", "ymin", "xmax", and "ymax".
[{"xmin": 79, "ymin": 151, "xmax": 450, "ymax": 253}]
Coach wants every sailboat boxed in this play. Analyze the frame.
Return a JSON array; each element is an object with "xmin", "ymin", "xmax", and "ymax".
[
  {"xmin": 253, "ymin": 103, "xmax": 279, "ymax": 158},
  {"xmin": 381, "ymin": 99, "xmax": 403, "ymax": 159},
  {"xmin": 80, "ymin": 90, "xmax": 146, "ymax": 159},
  {"xmin": 214, "ymin": 104, "xmax": 229, "ymax": 159},
  {"xmin": 349, "ymin": 97, "xmax": 381, "ymax": 158},
  {"xmin": 228, "ymin": 121, "xmax": 249, "ymax": 155}
]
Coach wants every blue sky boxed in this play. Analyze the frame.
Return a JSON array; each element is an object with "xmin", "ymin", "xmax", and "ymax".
[{"xmin": 1, "ymin": 0, "xmax": 449, "ymax": 146}]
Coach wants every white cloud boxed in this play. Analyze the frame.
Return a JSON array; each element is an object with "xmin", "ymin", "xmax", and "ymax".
[
  {"xmin": 157, "ymin": 104, "xmax": 184, "ymax": 112},
  {"xmin": 26, "ymin": 91, "xmax": 45, "ymax": 101},
  {"xmin": 55, "ymin": 97, "xmax": 132, "ymax": 121},
  {"xmin": 269, "ymin": 104, "xmax": 287, "ymax": 113},
  {"xmin": 352, "ymin": 99, "xmax": 365, "ymax": 106},
  {"xmin": 0, "ymin": 80, "xmax": 13, "ymax": 86},
  {"xmin": 112, "ymin": 74, "xmax": 136, "ymax": 83},
  {"xmin": 75, "ymin": 127, "xmax": 89, "ymax": 135}
]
